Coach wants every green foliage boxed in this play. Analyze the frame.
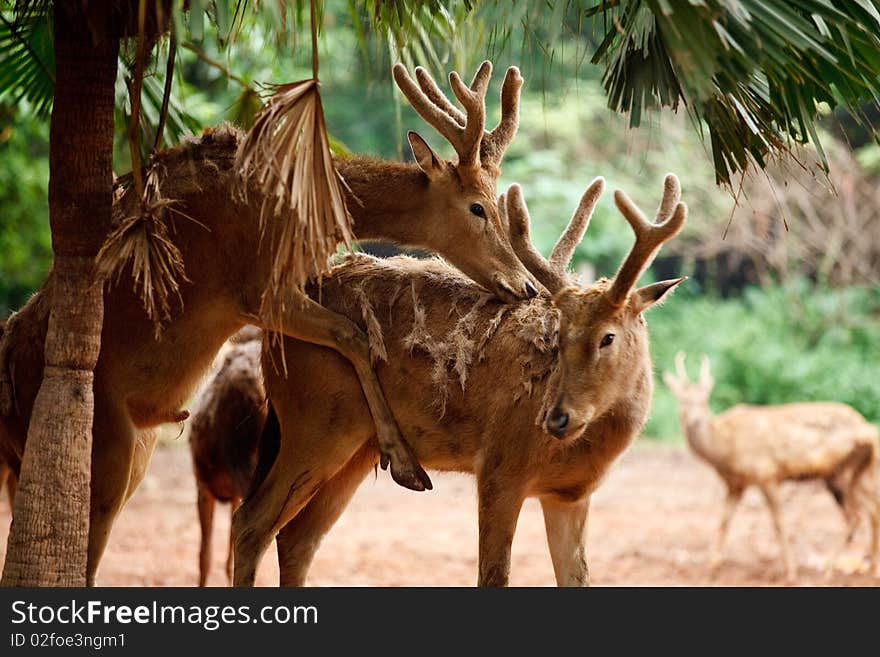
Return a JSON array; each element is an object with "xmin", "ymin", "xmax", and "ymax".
[
  {"xmin": 647, "ymin": 280, "xmax": 880, "ymax": 439},
  {"xmin": 0, "ymin": 105, "xmax": 50, "ymax": 316}
]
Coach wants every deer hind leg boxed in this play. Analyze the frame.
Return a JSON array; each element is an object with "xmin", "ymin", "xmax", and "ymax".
[
  {"xmin": 476, "ymin": 467, "xmax": 525, "ymax": 587},
  {"xmin": 276, "ymin": 443, "xmax": 377, "ymax": 586},
  {"xmin": 852, "ymin": 473, "xmax": 880, "ymax": 576},
  {"xmin": 86, "ymin": 403, "xmax": 149, "ymax": 586},
  {"xmin": 710, "ymin": 485, "xmax": 744, "ymax": 575},
  {"xmin": 540, "ymin": 495, "xmax": 591, "ymax": 587},
  {"xmin": 824, "ymin": 479, "xmax": 862, "ymax": 578},
  {"xmin": 196, "ymin": 482, "xmax": 216, "ymax": 587},
  {"xmin": 265, "ymin": 290, "xmax": 431, "ymax": 492},
  {"xmin": 232, "ymin": 419, "xmax": 365, "ymax": 587},
  {"xmin": 760, "ymin": 483, "xmax": 795, "ymax": 583}
]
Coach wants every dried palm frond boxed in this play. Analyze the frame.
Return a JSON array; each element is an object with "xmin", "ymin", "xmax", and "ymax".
[
  {"xmin": 96, "ymin": 169, "xmax": 189, "ymax": 336},
  {"xmin": 234, "ymin": 77, "xmax": 354, "ymax": 331}
]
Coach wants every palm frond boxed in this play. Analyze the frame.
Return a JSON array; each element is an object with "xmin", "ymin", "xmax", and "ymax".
[
  {"xmin": 0, "ymin": 9, "xmax": 53, "ymax": 117},
  {"xmin": 589, "ymin": 0, "xmax": 880, "ymax": 184},
  {"xmin": 235, "ymin": 78, "xmax": 354, "ymax": 329}
]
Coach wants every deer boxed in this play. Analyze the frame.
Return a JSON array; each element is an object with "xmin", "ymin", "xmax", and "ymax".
[
  {"xmin": 663, "ymin": 353, "xmax": 880, "ymax": 581},
  {"xmin": 0, "ymin": 321, "xmax": 15, "ymax": 513},
  {"xmin": 0, "ymin": 61, "xmax": 538, "ymax": 585},
  {"xmin": 231, "ymin": 174, "xmax": 687, "ymax": 587},
  {"xmin": 188, "ymin": 327, "xmax": 265, "ymax": 586}
]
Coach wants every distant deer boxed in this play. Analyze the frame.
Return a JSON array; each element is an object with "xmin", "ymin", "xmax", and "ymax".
[
  {"xmin": 188, "ymin": 328, "xmax": 264, "ymax": 586},
  {"xmin": 0, "ymin": 61, "xmax": 537, "ymax": 585},
  {"xmin": 663, "ymin": 353, "xmax": 880, "ymax": 580},
  {"xmin": 232, "ymin": 175, "xmax": 687, "ymax": 586}
]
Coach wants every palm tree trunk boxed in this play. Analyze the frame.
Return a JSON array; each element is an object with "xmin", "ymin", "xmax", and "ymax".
[{"xmin": 1, "ymin": 7, "xmax": 118, "ymax": 586}]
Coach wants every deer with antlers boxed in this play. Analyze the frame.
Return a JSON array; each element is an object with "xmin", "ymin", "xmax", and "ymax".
[
  {"xmin": 0, "ymin": 62, "xmax": 536, "ymax": 584},
  {"xmin": 664, "ymin": 354, "xmax": 880, "ymax": 581},
  {"xmin": 231, "ymin": 175, "xmax": 686, "ymax": 586}
]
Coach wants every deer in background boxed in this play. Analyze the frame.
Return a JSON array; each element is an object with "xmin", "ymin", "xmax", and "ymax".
[
  {"xmin": 0, "ymin": 61, "xmax": 537, "ymax": 585},
  {"xmin": 188, "ymin": 327, "xmax": 264, "ymax": 586},
  {"xmin": 663, "ymin": 353, "xmax": 880, "ymax": 581},
  {"xmin": 232, "ymin": 174, "xmax": 686, "ymax": 587}
]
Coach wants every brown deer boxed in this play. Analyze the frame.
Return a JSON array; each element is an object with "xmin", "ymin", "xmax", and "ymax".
[
  {"xmin": 663, "ymin": 353, "xmax": 880, "ymax": 581},
  {"xmin": 231, "ymin": 174, "xmax": 687, "ymax": 586},
  {"xmin": 188, "ymin": 328, "xmax": 264, "ymax": 586},
  {"xmin": 0, "ymin": 321, "xmax": 14, "ymax": 513},
  {"xmin": 0, "ymin": 61, "xmax": 537, "ymax": 584}
]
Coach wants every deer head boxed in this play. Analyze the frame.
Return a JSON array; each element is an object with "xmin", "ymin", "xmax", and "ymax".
[
  {"xmin": 504, "ymin": 175, "xmax": 687, "ymax": 440},
  {"xmin": 393, "ymin": 61, "xmax": 538, "ymax": 302},
  {"xmin": 663, "ymin": 352, "xmax": 715, "ymax": 416}
]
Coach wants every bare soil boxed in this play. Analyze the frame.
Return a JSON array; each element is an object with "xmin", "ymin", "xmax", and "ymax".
[{"xmin": 1, "ymin": 442, "xmax": 876, "ymax": 586}]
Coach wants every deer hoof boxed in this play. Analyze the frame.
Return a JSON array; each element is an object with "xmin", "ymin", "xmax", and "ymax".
[{"xmin": 380, "ymin": 439, "xmax": 433, "ymax": 492}]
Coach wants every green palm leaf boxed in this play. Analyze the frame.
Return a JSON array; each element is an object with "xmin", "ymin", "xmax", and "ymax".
[
  {"xmin": 589, "ymin": 0, "xmax": 880, "ymax": 184},
  {"xmin": 0, "ymin": 10, "xmax": 53, "ymax": 117}
]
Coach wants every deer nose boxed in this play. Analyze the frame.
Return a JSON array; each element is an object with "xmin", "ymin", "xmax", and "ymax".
[
  {"xmin": 523, "ymin": 280, "xmax": 539, "ymax": 299},
  {"xmin": 547, "ymin": 407, "xmax": 570, "ymax": 438}
]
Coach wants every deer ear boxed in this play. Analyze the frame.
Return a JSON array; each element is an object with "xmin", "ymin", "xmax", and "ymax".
[
  {"xmin": 632, "ymin": 276, "xmax": 686, "ymax": 313},
  {"xmin": 408, "ymin": 131, "xmax": 443, "ymax": 178}
]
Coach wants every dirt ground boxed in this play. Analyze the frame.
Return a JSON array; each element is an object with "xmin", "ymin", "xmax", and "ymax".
[{"xmin": 1, "ymin": 442, "xmax": 877, "ymax": 586}]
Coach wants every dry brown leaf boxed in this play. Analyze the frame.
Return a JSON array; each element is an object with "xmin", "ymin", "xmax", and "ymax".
[{"xmin": 235, "ymin": 79, "xmax": 354, "ymax": 334}]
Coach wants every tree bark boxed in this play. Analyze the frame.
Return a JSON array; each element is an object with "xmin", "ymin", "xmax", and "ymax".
[{"xmin": 1, "ymin": 7, "xmax": 118, "ymax": 586}]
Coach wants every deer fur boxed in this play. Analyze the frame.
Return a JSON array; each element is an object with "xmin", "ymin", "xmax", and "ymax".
[
  {"xmin": 231, "ymin": 175, "xmax": 687, "ymax": 586},
  {"xmin": 664, "ymin": 353, "xmax": 880, "ymax": 581},
  {"xmin": 187, "ymin": 328, "xmax": 265, "ymax": 586},
  {"xmin": 0, "ymin": 61, "xmax": 536, "ymax": 585}
]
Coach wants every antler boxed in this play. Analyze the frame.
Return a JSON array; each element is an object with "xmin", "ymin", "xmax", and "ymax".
[
  {"xmin": 699, "ymin": 354, "xmax": 714, "ymax": 387},
  {"xmin": 674, "ymin": 351, "xmax": 689, "ymax": 382},
  {"xmin": 392, "ymin": 61, "xmax": 522, "ymax": 170},
  {"xmin": 503, "ymin": 178, "xmax": 604, "ymax": 294},
  {"xmin": 607, "ymin": 174, "xmax": 687, "ymax": 307}
]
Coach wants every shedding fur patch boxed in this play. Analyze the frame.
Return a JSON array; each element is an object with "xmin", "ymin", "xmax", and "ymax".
[{"xmin": 318, "ymin": 253, "xmax": 562, "ymax": 421}]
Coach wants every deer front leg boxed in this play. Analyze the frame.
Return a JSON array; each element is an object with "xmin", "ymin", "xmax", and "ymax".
[
  {"xmin": 710, "ymin": 485, "xmax": 743, "ymax": 574},
  {"xmin": 262, "ymin": 290, "xmax": 431, "ymax": 492},
  {"xmin": 276, "ymin": 443, "xmax": 377, "ymax": 586},
  {"xmin": 0, "ymin": 460, "xmax": 15, "ymax": 510},
  {"xmin": 760, "ymin": 483, "xmax": 795, "ymax": 582},
  {"xmin": 540, "ymin": 495, "xmax": 591, "ymax": 586},
  {"xmin": 476, "ymin": 470, "xmax": 525, "ymax": 587},
  {"xmin": 196, "ymin": 481, "xmax": 216, "ymax": 587}
]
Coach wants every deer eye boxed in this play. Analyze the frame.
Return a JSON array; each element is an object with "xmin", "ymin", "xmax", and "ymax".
[
  {"xmin": 470, "ymin": 203, "xmax": 486, "ymax": 218},
  {"xmin": 600, "ymin": 333, "xmax": 615, "ymax": 348}
]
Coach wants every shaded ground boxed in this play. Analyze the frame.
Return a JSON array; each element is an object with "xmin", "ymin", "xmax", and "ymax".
[{"xmin": 1, "ymin": 443, "xmax": 876, "ymax": 586}]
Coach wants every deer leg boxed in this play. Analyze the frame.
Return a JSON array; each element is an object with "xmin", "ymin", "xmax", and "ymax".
[
  {"xmin": 540, "ymin": 495, "xmax": 591, "ymax": 587},
  {"xmin": 266, "ymin": 290, "xmax": 431, "ymax": 492},
  {"xmin": 760, "ymin": 484, "xmax": 795, "ymax": 582},
  {"xmin": 196, "ymin": 481, "xmax": 215, "ymax": 587},
  {"xmin": 0, "ymin": 460, "xmax": 15, "ymax": 511},
  {"xmin": 232, "ymin": 419, "xmax": 365, "ymax": 587},
  {"xmin": 710, "ymin": 486, "xmax": 743, "ymax": 574},
  {"xmin": 227, "ymin": 497, "xmax": 241, "ymax": 584},
  {"xmin": 824, "ymin": 483, "xmax": 861, "ymax": 578},
  {"xmin": 85, "ymin": 402, "xmax": 143, "ymax": 586},
  {"xmin": 476, "ymin": 470, "xmax": 525, "ymax": 587},
  {"xmin": 851, "ymin": 481, "xmax": 879, "ymax": 576},
  {"xmin": 4, "ymin": 467, "xmax": 16, "ymax": 509},
  {"xmin": 276, "ymin": 443, "xmax": 377, "ymax": 586}
]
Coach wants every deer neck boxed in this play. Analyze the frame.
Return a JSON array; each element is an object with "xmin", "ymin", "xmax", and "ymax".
[
  {"xmin": 335, "ymin": 157, "xmax": 430, "ymax": 246},
  {"xmin": 680, "ymin": 405, "xmax": 718, "ymax": 463}
]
